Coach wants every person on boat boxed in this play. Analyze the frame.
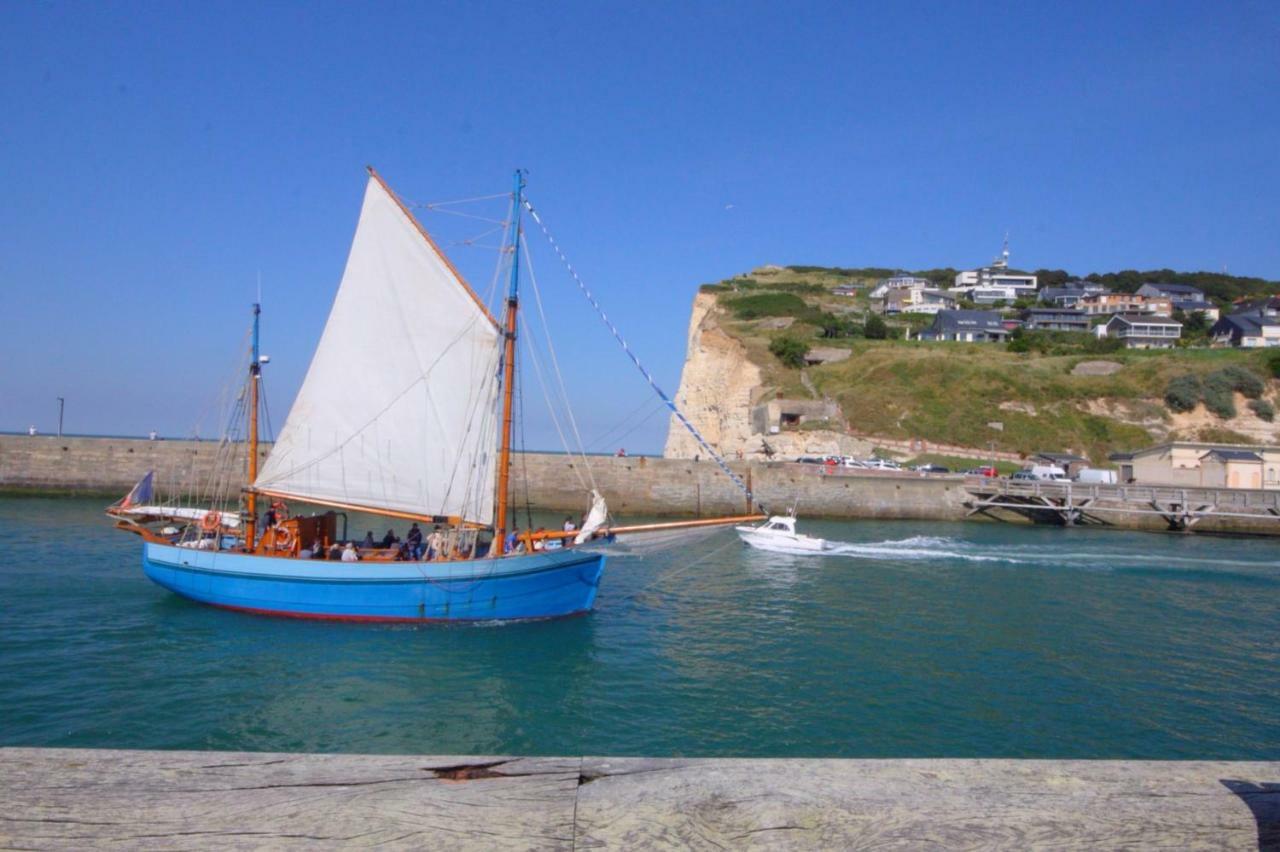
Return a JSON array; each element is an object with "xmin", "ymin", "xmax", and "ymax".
[
  {"xmin": 504, "ymin": 526, "xmax": 522, "ymax": 554},
  {"xmin": 310, "ymin": 539, "xmax": 325, "ymax": 559},
  {"xmin": 360, "ymin": 530, "xmax": 376, "ymax": 549},
  {"xmin": 327, "ymin": 542, "xmax": 343, "ymax": 560},
  {"xmin": 562, "ymin": 516, "xmax": 576, "ymax": 548},
  {"xmin": 379, "ymin": 529, "xmax": 399, "ymax": 549},
  {"xmin": 406, "ymin": 523, "xmax": 423, "ymax": 559},
  {"xmin": 341, "ymin": 542, "xmax": 359, "ymax": 562},
  {"xmin": 532, "ymin": 527, "xmax": 547, "ymax": 551},
  {"xmin": 425, "ymin": 525, "xmax": 444, "ymax": 560},
  {"xmin": 262, "ymin": 505, "xmax": 277, "ymax": 531}
]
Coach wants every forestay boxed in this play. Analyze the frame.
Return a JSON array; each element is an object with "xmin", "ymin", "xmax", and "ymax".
[{"xmin": 255, "ymin": 174, "xmax": 502, "ymax": 523}]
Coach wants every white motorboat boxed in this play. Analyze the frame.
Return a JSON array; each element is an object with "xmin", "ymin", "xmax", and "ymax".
[{"xmin": 736, "ymin": 515, "xmax": 831, "ymax": 554}]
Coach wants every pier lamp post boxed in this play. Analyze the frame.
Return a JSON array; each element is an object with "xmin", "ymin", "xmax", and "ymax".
[{"xmin": 57, "ymin": 397, "xmax": 64, "ymax": 438}]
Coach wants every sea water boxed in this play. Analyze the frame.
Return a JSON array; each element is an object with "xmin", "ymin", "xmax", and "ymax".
[{"xmin": 2, "ymin": 496, "xmax": 1278, "ymax": 758}]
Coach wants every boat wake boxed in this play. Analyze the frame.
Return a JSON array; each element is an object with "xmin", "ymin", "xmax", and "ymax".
[{"xmin": 824, "ymin": 536, "xmax": 1025, "ymax": 564}]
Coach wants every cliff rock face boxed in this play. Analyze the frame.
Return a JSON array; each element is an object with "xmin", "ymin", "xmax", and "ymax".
[
  {"xmin": 663, "ymin": 293, "xmax": 761, "ymax": 459},
  {"xmin": 663, "ymin": 293, "xmax": 871, "ymax": 460}
]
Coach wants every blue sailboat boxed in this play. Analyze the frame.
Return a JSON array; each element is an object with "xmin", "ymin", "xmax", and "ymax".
[{"xmin": 114, "ymin": 169, "xmax": 609, "ymax": 621}]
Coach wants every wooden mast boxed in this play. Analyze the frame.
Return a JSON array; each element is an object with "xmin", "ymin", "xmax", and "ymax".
[
  {"xmin": 245, "ymin": 302, "xmax": 261, "ymax": 550},
  {"xmin": 493, "ymin": 170, "xmax": 525, "ymax": 556}
]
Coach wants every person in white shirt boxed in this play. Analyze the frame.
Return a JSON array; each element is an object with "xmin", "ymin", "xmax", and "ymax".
[{"xmin": 341, "ymin": 542, "xmax": 359, "ymax": 562}]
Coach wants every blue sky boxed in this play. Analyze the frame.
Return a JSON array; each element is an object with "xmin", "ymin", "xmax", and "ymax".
[{"xmin": 3, "ymin": 1, "xmax": 1278, "ymax": 452}]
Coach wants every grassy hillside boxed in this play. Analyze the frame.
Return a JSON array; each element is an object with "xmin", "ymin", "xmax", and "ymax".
[{"xmin": 702, "ymin": 266, "xmax": 1280, "ymax": 461}]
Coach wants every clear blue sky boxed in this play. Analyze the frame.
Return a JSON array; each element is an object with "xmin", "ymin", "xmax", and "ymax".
[{"xmin": 3, "ymin": 1, "xmax": 1278, "ymax": 452}]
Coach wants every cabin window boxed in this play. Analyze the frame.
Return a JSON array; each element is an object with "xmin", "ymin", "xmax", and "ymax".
[{"xmin": 780, "ymin": 413, "xmax": 801, "ymax": 428}]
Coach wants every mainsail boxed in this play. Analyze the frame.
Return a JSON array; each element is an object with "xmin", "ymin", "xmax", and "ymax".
[{"xmin": 254, "ymin": 171, "xmax": 502, "ymax": 523}]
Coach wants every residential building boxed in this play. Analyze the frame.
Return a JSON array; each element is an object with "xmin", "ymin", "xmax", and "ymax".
[
  {"xmin": 1209, "ymin": 306, "xmax": 1280, "ymax": 348},
  {"xmin": 1038, "ymin": 284, "xmax": 1103, "ymax": 308},
  {"xmin": 952, "ymin": 239, "xmax": 1038, "ymax": 301},
  {"xmin": 1135, "ymin": 283, "xmax": 1220, "ymax": 321},
  {"xmin": 1080, "ymin": 292, "xmax": 1173, "ymax": 317},
  {"xmin": 869, "ymin": 275, "xmax": 930, "ymax": 299},
  {"xmin": 881, "ymin": 287, "xmax": 957, "ymax": 315},
  {"xmin": 1109, "ymin": 442, "xmax": 1280, "ymax": 490},
  {"xmin": 1102, "ymin": 314, "xmax": 1182, "ymax": 348},
  {"xmin": 918, "ymin": 310, "xmax": 1011, "ymax": 342},
  {"xmin": 1022, "ymin": 307, "xmax": 1090, "ymax": 332},
  {"xmin": 831, "ymin": 284, "xmax": 859, "ymax": 297}
]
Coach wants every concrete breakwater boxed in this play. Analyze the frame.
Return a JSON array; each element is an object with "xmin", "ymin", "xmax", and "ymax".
[{"xmin": 4, "ymin": 434, "xmax": 1279, "ymax": 534}]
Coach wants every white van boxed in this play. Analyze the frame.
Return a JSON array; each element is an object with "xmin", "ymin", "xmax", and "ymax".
[
  {"xmin": 1074, "ymin": 468, "xmax": 1117, "ymax": 485},
  {"xmin": 1027, "ymin": 464, "xmax": 1069, "ymax": 482}
]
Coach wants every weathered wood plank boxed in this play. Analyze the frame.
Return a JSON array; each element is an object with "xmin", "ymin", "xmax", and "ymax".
[
  {"xmin": 0, "ymin": 749, "xmax": 580, "ymax": 850},
  {"xmin": 2, "ymin": 749, "xmax": 1277, "ymax": 850},
  {"xmin": 574, "ymin": 757, "xmax": 1280, "ymax": 850}
]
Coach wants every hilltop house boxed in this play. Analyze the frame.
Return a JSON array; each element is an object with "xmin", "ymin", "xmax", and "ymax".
[
  {"xmin": 881, "ymin": 287, "xmax": 957, "ymax": 315},
  {"xmin": 918, "ymin": 310, "xmax": 1011, "ymax": 342},
  {"xmin": 952, "ymin": 240, "xmax": 1037, "ymax": 303},
  {"xmin": 1209, "ymin": 306, "xmax": 1280, "ymax": 348},
  {"xmin": 1101, "ymin": 314, "xmax": 1182, "ymax": 348},
  {"xmin": 1135, "ymin": 283, "xmax": 1220, "ymax": 321},
  {"xmin": 1022, "ymin": 307, "xmax": 1090, "ymax": 332},
  {"xmin": 868, "ymin": 274, "xmax": 931, "ymax": 299},
  {"xmin": 1109, "ymin": 442, "xmax": 1280, "ymax": 490},
  {"xmin": 1039, "ymin": 282, "xmax": 1109, "ymax": 308},
  {"xmin": 1080, "ymin": 292, "xmax": 1173, "ymax": 317}
]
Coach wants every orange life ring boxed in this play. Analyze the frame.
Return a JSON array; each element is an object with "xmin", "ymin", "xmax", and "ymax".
[
  {"xmin": 272, "ymin": 525, "xmax": 294, "ymax": 551},
  {"xmin": 200, "ymin": 511, "xmax": 221, "ymax": 532}
]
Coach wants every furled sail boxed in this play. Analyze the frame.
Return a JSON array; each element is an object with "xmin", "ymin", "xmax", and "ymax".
[{"xmin": 255, "ymin": 172, "xmax": 502, "ymax": 524}]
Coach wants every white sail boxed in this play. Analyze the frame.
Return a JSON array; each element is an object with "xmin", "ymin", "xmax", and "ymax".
[{"xmin": 255, "ymin": 173, "xmax": 502, "ymax": 523}]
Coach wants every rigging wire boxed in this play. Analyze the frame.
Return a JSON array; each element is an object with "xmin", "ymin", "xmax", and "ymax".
[
  {"xmin": 522, "ymin": 198, "xmax": 765, "ymax": 513},
  {"xmin": 520, "ymin": 232, "xmax": 597, "ymax": 493},
  {"xmin": 589, "ymin": 401, "xmax": 668, "ymax": 454},
  {"xmin": 586, "ymin": 396, "xmax": 667, "ymax": 453}
]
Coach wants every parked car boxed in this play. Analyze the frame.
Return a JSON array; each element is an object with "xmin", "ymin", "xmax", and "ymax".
[
  {"xmin": 862, "ymin": 458, "xmax": 902, "ymax": 470},
  {"xmin": 795, "ymin": 456, "xmax": 827, "ymax": 465},
  {"xmin": 1026, "ymin": 464, "xmax": 1069, "ymax": 482},
  {"xmin": 1009, "ymin": 470, "xmax": 1038, "ymax": 482},
  {"xmin": 911, "ymin": 463, "xmax": 951, "ymax": 473},
  {"xmin": 964, "ymin": 466, "xmax": 998, "ymax": 477},
  {"xmin": 1075, "ymin": 468, "xmax": 1118, "ymax": 485}
]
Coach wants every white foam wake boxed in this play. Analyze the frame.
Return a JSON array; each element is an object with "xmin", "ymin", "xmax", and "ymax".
[{"xmin": 824, "ymin": 535, "xmax": 1025, "ymax": 563}]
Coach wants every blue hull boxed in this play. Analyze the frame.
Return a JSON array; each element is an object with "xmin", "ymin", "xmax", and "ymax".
[{"xmin": 141, "ymin": 542, "xmax": 606, "ymax": 622}]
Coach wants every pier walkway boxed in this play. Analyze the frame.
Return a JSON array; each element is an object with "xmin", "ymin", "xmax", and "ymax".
[
  {"xmin": 2, "ymin": 748, "xmax": 1277, "ymax": 849},
  {"xmin": 965, "ymin": 477, "xmax": 1280, "ymax": 531}
]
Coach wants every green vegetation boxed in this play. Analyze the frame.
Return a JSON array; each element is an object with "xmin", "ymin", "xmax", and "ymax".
[
  {"xmin": 695, "ymin": 264, "xmax": 1279, "ymax": 460},
  {"xmin": 1267, "ymin": 350, "xmax": 1280, "ymax": 379},
  {"xmin": 723, "ymin": 292, "xmax": 809, "ymax": 319},
  {"xmin": 1164, "ymin": 374, "xmax": 1202, "ymax": 412},
  {"xmin": 1249, "ymin": 399, "xmax": 1275, "ymax": 422},
  {"xmin": 768, "ymin": 335, "xmax": 810, "ymax": 368},
  {"xmin": 1164, "ymin": 365, "xmax": 1268, "ymax": 419},
  {"xmin": 1083, "ymin": 269, "xmax": 1278, "ymax": 304}
]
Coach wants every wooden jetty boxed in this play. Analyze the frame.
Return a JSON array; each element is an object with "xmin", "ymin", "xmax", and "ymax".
[
  {"xmin": 2, "ymin": 748, "xmax": 1278, "ymax": 849},
  {"xmin": 965, "ymin": 477, "xmax": 1280, "ymax": 532}
]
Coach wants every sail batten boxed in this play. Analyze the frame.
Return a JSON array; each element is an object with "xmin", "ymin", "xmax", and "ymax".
[{"xmin": 254, "ymin": 175, "xmax": 502, "ymax": 523}]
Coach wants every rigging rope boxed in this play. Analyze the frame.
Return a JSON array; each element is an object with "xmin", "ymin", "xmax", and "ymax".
[{"xmin": 522, "ymin": 198, "xmax": 765, "ymax": 514}]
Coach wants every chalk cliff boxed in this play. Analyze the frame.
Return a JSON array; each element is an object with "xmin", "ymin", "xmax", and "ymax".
[
  {"xmin": 663, "ymin": 292, "xmax": 761, "ymax": 459},
  {"xmin": 663, "ymin": 292, "xmax": 870, "ymax": 460}
]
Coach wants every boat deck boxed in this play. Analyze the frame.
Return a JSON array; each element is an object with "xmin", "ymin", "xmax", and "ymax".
[{"xmin": 3, "ymin": 748, "xmax": 1276, "ymax": 849}]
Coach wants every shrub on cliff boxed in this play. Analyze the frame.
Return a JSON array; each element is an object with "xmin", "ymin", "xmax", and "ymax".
[
  {"xmin": 1213, "ymin": 365, "xmax": 1265, "ymax": 399},
  {"xmin": 1201, "ymin": 372, "xmax": 1237, "ymax": 419},
  {"xmin": 1248, "ymin": 399, "xmax": 1276, "ymax": 422},
  {"xmin": 1266, "ymin": 350, "xmax": 1280, "ymax": 379},
  {"xmin": 769, "ymin": 335, "xmax": 810, "ymax": 369},
  {"xmin": 1164, "ymin": 374, "xmax": 1202, "ymax": 413},
  {"xmin": 864, "ymin": 314, "xmax": 889, "ymax": 340}
]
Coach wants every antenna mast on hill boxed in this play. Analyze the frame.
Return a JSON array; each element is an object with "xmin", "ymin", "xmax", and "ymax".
[{"xmin": 994, "ymin": 232, "xmax": 1010, "ymax": 269}]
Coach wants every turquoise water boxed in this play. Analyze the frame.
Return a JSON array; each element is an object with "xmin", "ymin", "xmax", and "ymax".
[{"xmin": 2, "ymin": 496, "xmax": 1278, "ymax": 758}]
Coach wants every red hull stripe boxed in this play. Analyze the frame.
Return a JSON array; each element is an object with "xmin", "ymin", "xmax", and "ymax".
[{"xmin": 206, "ymin": 601, "xmax": 590, "ymax": 624}]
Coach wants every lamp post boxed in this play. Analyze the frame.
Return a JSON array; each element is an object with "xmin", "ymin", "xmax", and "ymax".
[{"xmin": 57, "ymin": 397, "xmax": 64, "ymax": 438}]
